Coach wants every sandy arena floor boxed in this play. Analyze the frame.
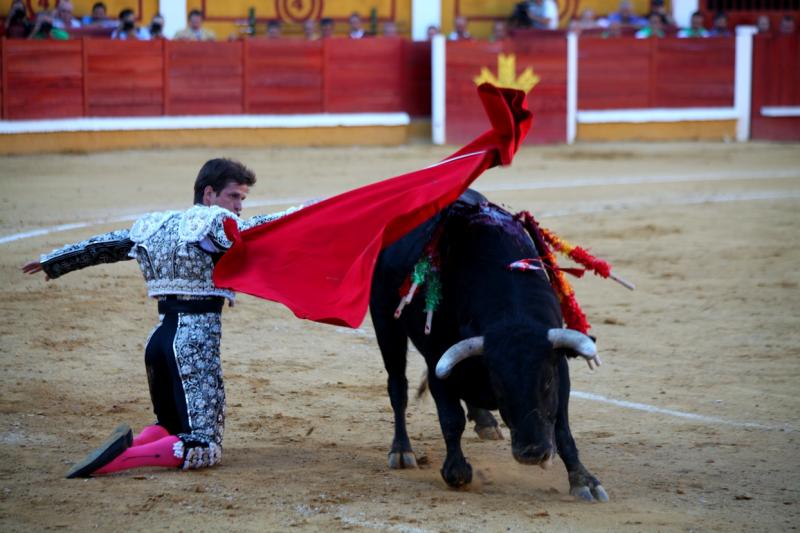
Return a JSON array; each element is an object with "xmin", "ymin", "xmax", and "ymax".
[{"xmin": 0, "ymin": 142, "xmax": 799, "ymax": 532}]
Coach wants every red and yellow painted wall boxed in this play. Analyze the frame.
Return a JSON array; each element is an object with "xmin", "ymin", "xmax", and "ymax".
[{"xmin": 4, "ymin": 0, "xmax": 655, "ymax": 38}]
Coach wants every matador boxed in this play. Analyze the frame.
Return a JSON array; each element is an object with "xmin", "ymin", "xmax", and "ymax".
[{"xmin": 23, "ymin": 158, "xmax": 299, "ymax": 477}]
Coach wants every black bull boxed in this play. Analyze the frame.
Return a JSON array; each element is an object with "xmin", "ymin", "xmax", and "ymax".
[{"xmin": 369, "ymin": 190, "xmax": 608, "ymax": 502}]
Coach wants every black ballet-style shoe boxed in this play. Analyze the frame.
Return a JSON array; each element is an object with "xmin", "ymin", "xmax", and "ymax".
[{"xmin": 65, "ymin": 423, "xmax": 133, "ymax": 479}]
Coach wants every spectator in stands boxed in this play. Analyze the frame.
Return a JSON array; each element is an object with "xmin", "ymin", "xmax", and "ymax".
[
  {"xmin": 650, "ymin": 0, "xmax": 676, "ymax": 28},
  {"xmin": 320, "ymin": 17, "xmax": 334, "ymax": 38},
  {"xmin": 509, "ymin": 0, "xmax": 559, "ymax": 30},
  {"xmin": 383, "ymin": 21, "xmax": 398, "ymax": 37},
  {"xmin": 348, "ymin": 12, "xmax": 365, "ymax": 39},
  {"xmin": 111, "ymin": 9, "xmax": 145, "ymax": 40},
  {"xmin": 606, "ymin": 0, "xmax": 646, "ymax": 28},
  {"xmin": 779, "ymin": 14, "xmax": 796, "ymax": 34},
  {"xmin": 569, "ymin": 8, "xmax": 609, "ymax": 33},
  {"xmin": 756, "ymin": 14, "xmax": 771, "ymax": 33},
  {"xmin": 448, "ymin": 16, "xmax": 472, "ymax": 40},
  {"xmin": 708, "ymin": 11, "xmax": 730, "ymax": 36},
  {"xmin": 602, "ymin": 21, "xmax": 623, "ymax": 38},
  {"xmin": 52, "ymin": 0, "xmax": 81, "ymax": 30},
  {"xmin": 29, "ymin": 11, "xmax": 69, "ymax": 40},
  {"xmin": 5, "ymin": 0, "xmax": 32, "ymax": 39},
  {"xmin": 142, "ymin": 13, "xmax": 166, "ymax": 41},
  {"xmin": 426, "ymin": 24, "xmax": 440, "ymax": 40},
  {"xmin": 490, "ymin": 20, "xmax": 509, "ymax": 41},
  {"xmin": 83, "ymin": 2, "xmax": 116, "ymax": 28},
  {"xmin": 678, "ymin": 11, "xmax": 709, "ymax": 37},
  {"xmin": 303, "ymin": 19, "xmax": 318, "ymax": 40},
  {"xmin": 635, "ymin": 12, "xmax": 667, "ymax": 38},
  {"xmin": 266, "ymin": 19, "xmax": 282, "ymax": 39},
  {"xmin": 174, "ymin": 9, "xmax": 215, "ymax": 41}
]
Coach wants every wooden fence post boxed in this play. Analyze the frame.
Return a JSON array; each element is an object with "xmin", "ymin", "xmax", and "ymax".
[
  {"xmin": 81, "ymin": 37, "xmax": 89, "ymax": 117},
  {"xmin": 242, "ymin": 38, "xmax": 249, "ymax": 114},
  {"xmin": 162, "ymin": 39, "xmax": 170, "ymax": 115},
  {"xmin": 1, "ymin": 38, "xmax": 7, "ymax": 120}
]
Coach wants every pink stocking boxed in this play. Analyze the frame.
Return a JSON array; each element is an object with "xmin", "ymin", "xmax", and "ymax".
[
  {"xmin": 133, "ymin": 424, "xmax": 171, "ymax": 446},
  {"xmin": 94, "ymin": 436, "xmax": 182, "ymax": 475}
]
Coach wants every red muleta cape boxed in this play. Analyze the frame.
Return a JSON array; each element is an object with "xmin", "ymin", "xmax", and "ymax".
[{"xmin": 213, "ymin": 83, "xmax": 532, "ymax": 328}]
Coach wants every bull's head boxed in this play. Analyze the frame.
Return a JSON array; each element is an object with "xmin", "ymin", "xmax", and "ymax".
[{"xmin": 435, "ymin": 327, "xmax": 598, "ymax": 467}]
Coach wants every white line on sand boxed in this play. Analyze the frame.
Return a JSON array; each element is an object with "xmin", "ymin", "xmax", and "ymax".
[
  {"xmin": 569, "ymin": 391, "xmax": 791, "ymax": 431},
  {"xmin": 2, "ymin": 170, "xmax": 799, "ymax": 245}
]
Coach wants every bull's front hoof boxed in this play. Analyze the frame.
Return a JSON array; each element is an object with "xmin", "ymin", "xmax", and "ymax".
[
  {"xmin": 474, "ymin": 424, "xmax": 504, "ymax": 441},
  {"xmin": 441, "ymin": 455, "xmax": 473, "ymax": 487},
  {"xmin": 568, "ymin": 465, "xmax": 608, "ymax": 502},
  {"xmin": 388, "ymin": 451, "xmax": 418, "ymax": 469},
  {"xmin": 570, "ymin": 484, "xmax": 609, "ymax": 503}
]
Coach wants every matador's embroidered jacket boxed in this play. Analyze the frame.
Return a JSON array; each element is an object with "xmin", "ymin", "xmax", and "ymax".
[{"xmin": 40, "ymin": 204, "xmax": 294, "ymax": 299}]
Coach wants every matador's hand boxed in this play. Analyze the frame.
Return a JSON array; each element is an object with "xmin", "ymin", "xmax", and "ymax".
[{"xmin": 21, "ymin": 260, "xmax": 49, "ymax": 280}]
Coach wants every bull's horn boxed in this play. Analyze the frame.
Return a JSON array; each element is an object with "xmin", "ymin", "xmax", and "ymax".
[
  {"xmin": 548, "ymin": 329, "xmax": 597, "ymax": 360},
  {"xmin": 435, "ymin": 337, "xmax": 485, "ymax": 379}
]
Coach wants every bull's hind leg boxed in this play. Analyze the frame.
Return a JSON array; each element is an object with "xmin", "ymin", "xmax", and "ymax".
[
  {"xmin": 555, "ymin": 358, "xmax": 609, "ymax": 502},
  {"xmin": 372, "ymin": 310, "xmax": 417, "ymax": 469},
  {"xmin": 465, "ymin": 404, "xmax": 503, "ymax": 440}
]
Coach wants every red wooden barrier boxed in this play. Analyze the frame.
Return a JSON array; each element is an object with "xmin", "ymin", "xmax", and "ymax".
[
  {"xmin": 403, "ymin": 40, "xmax": 431, "ymax": 117},
  {"xmin": 578, "ymin": 37, "xmax": 651, "ymax": 109},
  {"xmin": 3, "ymin": 40, "xmax": 83, "ymax": 119},
  {"xmin": 579, "ymin": 36, "xmax": 734, "ymax": 110},
  {"xmin": 1, "ymin": 39, "xmax": 5, "ymax": 119},
  {"xmin": 166, "ymin": 41, "xmax": 244, "ymax": 115},
  {"xmin": 751, "ymin": 34, "xmax": 800, "ymax": 141},
  {"xmin": 324, "ymin": 38, "xmax": 406, "ymax": 113},
  {"xmin": 447, "ymin": 36, "xmax": 567, "ymax": 145},
  {"xmin": 652, "ymin": 38, "xmax": 734, "ymax": 108},
  {"xmin": 84, "ymin": 39, "xmax": 164, "ymax": 116},
  {"xmin": 246, "ymin": 39, "xmax": 323, "ymax": 114}
]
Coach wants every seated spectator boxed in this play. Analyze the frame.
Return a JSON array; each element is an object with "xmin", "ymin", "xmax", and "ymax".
[
  {"xmin": 678, "ymin": 11, "xmax": 709, "ymax": 37},
  {"xmin": 509, "ymin": 0, "xmax": 559, "ymax": 30},
  {"xmin": 266, "ymin": 19, "xmax": 281, "ymax": 39},
  {"xmin": 636, "ymin": 12, "xmax": 667, "ymax": 38},
  {"xmin": 382, "ymin": 21, "xmax": 398, "ymax": 37},
  {"xmin": 5, "ymin": 0, "xmax": 32, "ymax": 38},
  {"xmin": 143, "ymin": 13, "xmax": 166, "ymax": 40},
  {"xmin": 426, "ymin": 24, "xmax": 440, "ymax": 40},
  {"xmin": 348, "ymin": 12, "xmax": 364, "ymax": 39},
  {"xmin": 320, "ymin": 17, "xmax": 334, "ymax": 38},
  {"xmin": 52, "ymin": 0, "xmax": 81, "ymax": 30},
  {"xmin": 51, "ymin": 1, "xmax": 80, "ymax": 33},
  {"xmin": 756, "ymin": 14, "xmax": 771, "ymax": 33},
  {"xmin": 780, "ymin": 14, "xmax": 796, "ymax": 34},
  {"xmin": 303, "ymin": 19, "xmax": 318, "ymax": 40},
  {"xmin": 29, "ymin": 11, "xmax": 70, "ymax": 40},
  {"xmin": 708, "ymin": 11, "xmax": 730, "ymax": 36},
  {"xmin": 174, "ymin": 9, "xmax": 215, "ymax": 41},
  {"xmin": 111, "ymin": 9, "xmax": 146, "ymax": 40},
  {"xmin": 602, "ymin": 20, "xmax": 623, "ymax": 38},
  {"xmin": 651, "ymin": 0, "xmax": 676, "ymax": 27},
  {"xmin": 83, "ymin": 2, "xmax": 116, "ymax": 28},
  {"xmin": 607, "ymin": 0, "xmax": 646, "ymax": 28},
  {"xmin": 569, "ymin": 8, "xmax": 609, "ymax": 32},
  {"xmin": 448, "ymin": 16, "xmax": 472, "ymax": 40},
  {"xmin": 490, "ymin": 20, "xmax": 508, "ymax": 41}
]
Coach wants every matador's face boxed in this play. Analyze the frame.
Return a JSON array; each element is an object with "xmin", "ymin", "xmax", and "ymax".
[{"xmin": 204, "ymin": 182, "xmax": 249, "ymax": 216}]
